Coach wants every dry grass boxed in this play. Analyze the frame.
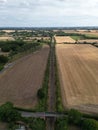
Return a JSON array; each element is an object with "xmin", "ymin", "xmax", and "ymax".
[
  {"xmin": 0, "ymin": 45, "xmax": 49, "ymax": 109},
  {"xmin": 56, "ymin": 44, "xmax": 98, "ymax": 113},
  {"xmin": 0, "ymin": 37, "xmax": 15, "ymax": 41},
  {"xmin": 2, "ymin": 30, "xmax": 15, "ymax": 33},
  {"xmin": 54, "ymin": 36, "xmax": 76, "ymax": 43}
]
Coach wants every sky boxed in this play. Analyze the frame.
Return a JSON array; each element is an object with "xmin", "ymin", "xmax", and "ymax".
[{"xmin": 0, "ymin": 0, "xmax": 98, "ymax": 27}]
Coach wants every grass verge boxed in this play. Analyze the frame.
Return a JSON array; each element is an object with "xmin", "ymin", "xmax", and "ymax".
[
  {"xmin": 35, "ymin": 48, "xmax": 50, "ymax": 112},
  {"xmin": 54, "ymin": 46, "xmax": 64, "ymax": 112}
]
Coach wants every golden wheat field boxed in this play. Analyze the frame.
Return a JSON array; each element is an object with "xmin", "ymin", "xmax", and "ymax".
[
  {"xmin": 54, "ymin": 36, "xmax": 76, "ymax": 43},
  {"xmin": 56, "ymin": 44, "xmax": 98, "ymax": 113},
  {"xmin": 0, "ymin": 37, "xmax": 15, "ymax": 41}
]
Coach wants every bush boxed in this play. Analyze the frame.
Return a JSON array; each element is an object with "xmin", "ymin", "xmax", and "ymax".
[
  {"xmin": 29, "ymin": 118, "xmax": 45, "ymax": 130},
  {"xmin": 0, "ymin": 65, "xmax": 4, "ymax": 71},
  {"xmin": 2, "ymin": 45, "xmax": 11, "ymax": 52},
  {"xmin": 37, "ymin": 88, "xmax": 45, "ymax": 99},
  {"xmin": 81, "ymin": 119, "xmax": 98, "ymax": 130},
  {"xmin": 55, "ymin": 118, "xmax": 68, "ymax": 130},
  {"xmin": 0, "ymin": 55, "xmax": 8, "ymax": 64}
]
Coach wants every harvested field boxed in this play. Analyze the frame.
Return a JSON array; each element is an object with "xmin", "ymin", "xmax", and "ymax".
[
  {"xmin": 0, "ymin": 45, "xmax": 49, "ymax": 109},
  {"xmin": 78, "ymin": 39, "xmax": 98, "ymax": 43},
  {"xmin": 0, "ymin": 36, "xmax": 15, "ymax": 41},
  {"xmin": 54, "ymin": 36, "xmax": 76, "ymax": 44},
  {"xmin": 2, "ymin": 30, "xmax": 15, "ymax": 33},
  {"xmin": 63, "ymin": 30, "xmax": 98, "ymax": 37},
  {"xmin": 56, "ymin": 44, "xmax": 98, "ymax": 113}
]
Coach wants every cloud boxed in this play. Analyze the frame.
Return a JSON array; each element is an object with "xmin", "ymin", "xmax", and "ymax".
[{"xmin": 0, "ymin": 0, "xmax": 98, "ymax": 27}]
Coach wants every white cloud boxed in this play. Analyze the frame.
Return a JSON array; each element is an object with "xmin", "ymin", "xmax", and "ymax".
[{"xmin": 0, "ymin": 0, "xmax": 98, "ymax": 27}]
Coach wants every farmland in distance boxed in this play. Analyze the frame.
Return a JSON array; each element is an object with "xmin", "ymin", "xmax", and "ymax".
[{"xmin": 54, "ymin": 36, "xmax": 76, "ymax": 44}]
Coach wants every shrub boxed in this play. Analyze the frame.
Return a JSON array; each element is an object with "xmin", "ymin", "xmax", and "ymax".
[
  {"xmin": 37, "ymin": 88, "xmax": 45, "ymax": 99},
  {"xmin": 0, "ymin": 55, "xmax": 8, "ymax": 64},
  {"xmin": 0, "ymin": 65, "xmax": 4, "ymax": 71},
  {"xmin": 55, "ymin": 118, "xmax": 68, "ymax": 130}
]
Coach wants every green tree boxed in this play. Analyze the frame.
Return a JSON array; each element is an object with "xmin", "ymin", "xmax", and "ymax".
[
  {"xmin": 81, "ymin": 119, "xmax": 98, "ymax": 130},
  {"xmin": 68, "ymin": 109, "xmax": 82, "ymax": 125},
  {"xmin": 55, "ymin": 118, "xmax": 68, "ymax": 130},
  {"xmin": 0, "ymin": 102, "xmax": 21, "ymax": 122},
  {"xmin": 26, "ymin": 118, "xmax": 45, "ymax": 130},
  {"xmin": 0, "ymin": 55, "xmax": 8, "ymax": 64}
]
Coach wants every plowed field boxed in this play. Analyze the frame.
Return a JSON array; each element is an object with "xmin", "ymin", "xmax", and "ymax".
[{"xmin": 0, "ymin": 45, "xmax": 49, "ymax": 109}]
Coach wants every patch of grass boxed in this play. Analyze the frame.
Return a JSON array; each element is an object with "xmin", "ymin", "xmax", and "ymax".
[
  {"xmin": 55, "ymin": 47, "xmax": 64, "ymax": 112},
  {"xmin": 35, "ymin": 49, "xmax": 50, "ymax": 111},
  {"xmin": 71, "ymin": 36, "xmax": 84, "ymax": 41},
  {"xmin": 85, "ymin": 34, "xmax": 98, "ymax": 39}
]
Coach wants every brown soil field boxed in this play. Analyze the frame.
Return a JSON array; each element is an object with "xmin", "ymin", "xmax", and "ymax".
[
  {"xmin": 0, "ymin": 45, "xmax": 49, "ymax": 109},
  {"xmin": 78, "ymin": 39, "xmax": 98, "ymax": 43},
  {"xmin": 56, "ymin": 44, "xmax": 98, "ymax": 113},
  {"xmin": 54, "ymin": 36, "xmax": 76, "ymax": 43},
  {"xmin": 0, "ymin": 122, "xmax": 7, "ymax": 130},
  {"xmin": 0, "ymin": 36, "xmax": 15, "ymax": 41}
]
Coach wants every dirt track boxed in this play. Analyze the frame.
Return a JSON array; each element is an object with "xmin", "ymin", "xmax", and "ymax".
[
  {"xmin": 56, "ymin": 44, "xmax": 98, "ymax": 113},
  {"xmin": 0, "ymin": 45, "xmax": 49, "ymax": 109}
]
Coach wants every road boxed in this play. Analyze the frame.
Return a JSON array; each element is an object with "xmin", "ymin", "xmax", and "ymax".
[{"xmin": 20, "ymin": 111, "xmax": 65, "ymax": 118}]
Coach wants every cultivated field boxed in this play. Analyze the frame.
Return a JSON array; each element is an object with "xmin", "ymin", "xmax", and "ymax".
[
  {"xmin": 56, "ymin": 44, "xmax": 98, "ymax": 113},
  {"xmin": 63, "ymin": 29, "xmax": 98, "ymax": 37},
  {"xmin": 0, "ymin": 45, "xmax": 49, "ymax": 109},
  {"xmin": 0, "ymin": 37, "xmax": 15, "ymax": 41},
  {"xmin": 54, "ymin": 36, "xmax": 76, "ymax": 43}
]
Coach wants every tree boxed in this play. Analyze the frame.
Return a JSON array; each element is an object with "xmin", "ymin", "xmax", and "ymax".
[
  {"xmin": 68, "ymin": 109, "xmax": 82, "ymax": 125},
  {"xmin": 29, "ymin": 118, "xmax": 45, "ymax": 130},
  {"xmin": 56, "ymin": 118, "xmax": 68, "ymax": 130},
  {"xmin": 81, "ymin": 119, "xmax": 98, "ymax": 130},
  {"xmin": 0, "ymin": 102, "xmax": 21, "ymax": 122}
]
